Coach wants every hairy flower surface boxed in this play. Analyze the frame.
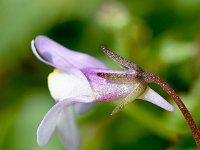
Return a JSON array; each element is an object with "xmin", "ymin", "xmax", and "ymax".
[{"xmin": 31, "ymin": 36, "xmax": 174, "ymax": 150}]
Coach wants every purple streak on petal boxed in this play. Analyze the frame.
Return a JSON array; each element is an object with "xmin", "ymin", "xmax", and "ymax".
[
  {"xmin": 74, "ymin": 103, "xmax": 95, "ymax": 114},
  {"xmin": 139, "ymin": 87, "xmax": 174, "ymax": 112},
  {"xmin": 57, "ymin": 106, "xmax": 80, "ymax": 150},
  {"xmin": 37, "ymin": 98, "xmax": 85, "ymax": 147},
  {"xmin": 82, "ymin": 68, "xmax": 135, "ymax": 101},
  {"xmin": 32, "ymin": 35, "xmax": 107, "ymax": 71}
]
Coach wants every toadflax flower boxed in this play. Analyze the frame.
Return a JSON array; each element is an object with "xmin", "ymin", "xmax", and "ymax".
[{"xmin": 31, "ymin": 36, "xmax": 174, "ymax": 150}]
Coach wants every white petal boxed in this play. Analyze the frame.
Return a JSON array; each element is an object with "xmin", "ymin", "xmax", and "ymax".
[
  {"xmin": 74, "ymin": 103, "xmax": 95, "ymax": 114},
  {"xmin": 37, "ymin": 99, "xmax": 82, "ymax": 147},
  {"xmin": 139, "ymin": 87, "xmax": 174, "ymax": 111},
  {"xmin": 57, "ymin": 106, "xmax": 79, "ymax": 150},
  {"xmin": 48, "ymin": 69, "xmax": 94, "ymax": 102}
]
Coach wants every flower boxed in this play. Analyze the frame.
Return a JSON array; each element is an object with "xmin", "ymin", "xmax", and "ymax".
[{"xmin": 31, "ymin": 35, "xmax": 174, "ymax": 150}]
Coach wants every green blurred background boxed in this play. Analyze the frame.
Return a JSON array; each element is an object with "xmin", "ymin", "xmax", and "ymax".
[{"xmin": 1, "ymin": 0, "xmax": 200, "ymax": 149}]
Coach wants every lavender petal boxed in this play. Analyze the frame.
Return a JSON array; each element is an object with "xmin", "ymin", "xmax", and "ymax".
[
  {"xmin": 37, "ymin": 98, "xmax": 83, "ymax": 147},
  {"xmin": 32, "ymin": 36, "xmax": 107, "ymax": 71},
  {"xmin": 57, "ymin": 106, "xmax": 80, "ymax": 150},
  {"xmin": 74, "ymin": 103, "xmax": 95, "ymax": 114}
]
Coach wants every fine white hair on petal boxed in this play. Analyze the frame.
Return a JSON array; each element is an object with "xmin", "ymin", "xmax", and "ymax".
[
  {"xmin": 57, "ymin": 106, "xmax": 80, "ymax": 150},
  {"xmin": 139, "ymin": 87, "xmax": 174, "ymax": 112},
  {"xmin": 74, "ymin": 103, "xmax": 95, "ymax": 114},
  {"xmin": 48, "ymin": 69, "xmax": 94, "ymax": 102},
  {"xmin": 37, "ymin": 99, "xmax": 84, "ymax": 147}
]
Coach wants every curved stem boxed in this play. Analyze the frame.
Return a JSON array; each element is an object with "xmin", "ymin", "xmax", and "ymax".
[{"xmin": 143, "ymin": 71, "xmax": 200, "ymax": 149}]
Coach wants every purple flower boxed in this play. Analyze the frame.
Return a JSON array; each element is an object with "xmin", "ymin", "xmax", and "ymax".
[{"xmin": 31, "ymin": 36, "xmax": 174, "ymax": 150}]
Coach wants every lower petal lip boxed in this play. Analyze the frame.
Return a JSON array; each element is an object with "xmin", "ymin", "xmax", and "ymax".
[
  {"xmin": 37, "ymin": 98, "xmax": 82, "ymax": 147},
  {"xmin": 57, "ymin": 106, "xmax": 80, "ymax": 150}
]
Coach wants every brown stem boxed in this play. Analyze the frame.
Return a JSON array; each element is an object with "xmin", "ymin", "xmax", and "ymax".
[{"xmin": 143, "ymin": 71, "xmax": 200, "ymax": 149}]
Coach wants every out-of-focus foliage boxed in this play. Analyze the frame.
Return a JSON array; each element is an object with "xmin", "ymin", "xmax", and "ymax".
[{"xmin": 0, "ymin": 0, "xmax": 200, "ymax": 149}]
